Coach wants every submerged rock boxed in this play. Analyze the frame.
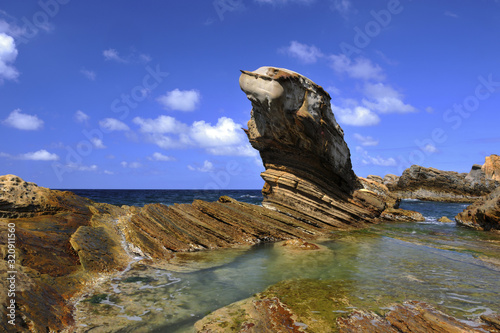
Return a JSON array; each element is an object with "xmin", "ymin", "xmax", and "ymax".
[
  {"xmin": 438, "ymin": 216, "xmax": 453, "ymax": 223},
  {"xmin": 240, "ymin": 67, "xmax": 384, "ymax": 227},
  {"xmin": 456, "ymin": 187, "xmax": 500, "ymax": 231}
]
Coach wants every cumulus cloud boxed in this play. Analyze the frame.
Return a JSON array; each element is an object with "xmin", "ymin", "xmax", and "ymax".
[
  {"xmin": 362, "ymin": 83, "xmax": 416, "ymax": 114},
  {"xmin": 133, "ymin": 115, "xmax": 188, "ymax": 133},
  {"xmin": 331, "ymin": 101, "xmax": 380, "ymax": 126},
  {"xmin": 3, "ymin": 109, "xmax": 44, "ymax": 130},
  {"xmin": 421, "ymin": 143, "xmax": 438, "ymax": 153},
  {"xmin": 354, "ymin": 133, "xmax": 379, "ymax": 146},
  {"xmin": 91, "ymin": 138, "xmax": 106, "ymax": 149},
  {"xmin": 190, "ymin": 117, "xmax": 243, "ymax": 147},
  {"xmin": 99, "ymin": 118, "xmax": 130, "ymax": 131},
  {"xmin": 157, "ymin": 89, "xmax": 201, "ymax": 112},
  {"xmin": 149, "ymin": 152, "xmax": 176, "ymax": 161},
  {"xmin": 103, "ymin": 48, "xmax": 127, "ymax": 63},
  {"xmin": 356, "ymin": 146, "xmax": 396, "ymax": 166},
  {"xmin": 0, "ymin": 32, "xmax": 19, "ymax": 82},
  {"xmin": 134, "ymin": 115, "xmax": 257, "ymax": 157},
  {"xmin": 329, "ymin": 54, "xmax": 385, "ymax": 81},
  {"xmin": 282, "ymin": 41, "xmax": 323, "ymax": 64},
  {"xmin": 20, "ymin": 149, "xmax": 59, "ymax": 161},
  {"xmin": 75, "ymin": 110, "xmax": 90, "ymax": 123},
  {"xmin": 188, "ymin": 160, "xmax": 215, "ymax": 173}
]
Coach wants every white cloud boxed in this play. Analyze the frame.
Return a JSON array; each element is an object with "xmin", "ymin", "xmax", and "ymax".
[
  {"xmin": 80, "ymin": 68, "xmax": 96, "ymax": 80},
  {"xmin": 362, "ymin": 83, "xmax": 416, "ymax": 114},
  {"xmin": 206, "ymin": 144, "xmax": 258, "ymax": 157},
  {"xmin": 425, "ymin": 107, "xmax": 434, "ymax": 113},
  {"xmin": 0, "ymin": 32, "xmax": 19, "ymax": 82},
  {"xmin": 121, "ymin": 161, "xmax": 142, "ymax": 169},
  {"xmin": 444, "ymin": 11, "xmax": 459, "ymax": 18},
  {"xmin": 157, "ymin": 89, "xmax": 201, "ymax": 112},
  {"xmin": 329, "ymin": 54, "xmax": 385, "ymax": 81},
  {"xmin": 188, "ymin": 160, "xmax": 214, "ymax": 173},
  {"xmin": 99, "ymin": 118, "xmax": 130, "ymax": 131},
  {"xmin": 326, "ymin": 86, "xmax": 341, "ymax": 96},
  {"xmin": 331, "ymin": 0, "xmax": 352, "ymax": 16},
  {"xmin": 422, "ymin": 143, "xmax": 438, "ymax": 153},
  {"xmin": 20, "ymin": 149, "xmax": 59, "ymax": 161},
  {"xmin": 104, "ymin": 170, "xmax": 114, "ymax": 175},
  {"xmin": 149, "ymin": 152, "xmax": 176, "ymax": 161},
  {"xmin": 190, "ymin": 117, "xmax": 243, "ymax": 147},
  {"xmin": 354, "ymin": 133, "xmax": 379, "ymax": 146},
  {"xmin": 103, "ymin": 48, "xmax": 127, "ymax": 63},
  {"xmin": 133, "ymin": 115, "xmax": 188, "ymax": 133},
  {"xmin": 331, "ymin": 101, "xmax": 380, "ymax": 126},
  {"xmin": 3, "ymin": 109, "xmax": 44, "ymax": 130},
  {"xmin": 282, "ymin": 41, "xmax": 323, "ymax": 64},
  {"xmin": 356, "ymin": 146, "xmax": 396, "ymax": 166},
  {"xmin": 135, "ymin": 115, "xmax": 256, "ymax": 156},
  {"xmin": 75, "ymin": 110, "xmax": 90, "ymax": 123},
  {"xmin": 91, "ymin": 138, "xmax": 106, "ymax": 149}
]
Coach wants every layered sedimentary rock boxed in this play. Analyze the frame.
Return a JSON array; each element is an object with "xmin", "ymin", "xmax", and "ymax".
[
  {"xmin": 483, "ymin": 154, "xmax": 500, "ymax": 181},
  {"xmin": 456, "ymin": 187, "xmax": 500, "ymax": 231},
  {"xmin": 239, "ymin": 67, "xmax": 384, "ymax": 227},
  {"xmin": 392, "ymin": 164, "xmax": 499, "ymax": 202},
  {"xmin": 0, "ymin": 175, "xmax": 132, "ymax": 332}
]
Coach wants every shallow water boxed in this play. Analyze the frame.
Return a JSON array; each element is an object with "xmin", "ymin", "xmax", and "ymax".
[{"xmin": 73, "ymin": 200, "xmax": 500, "ymax": 332}]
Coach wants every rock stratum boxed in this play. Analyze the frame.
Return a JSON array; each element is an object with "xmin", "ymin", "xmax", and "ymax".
[
  {"xmin": 389, "ymin": 157, "xmax": 500, "ymax": 202},
  {"xmin": 239, "ymin": 67, "xmax": 399, "ymax": 226},
  {"xmin": 1, "ymin": 67, "xmax": 476, "ymax": 332},
  {"xmin": 456, "ymin": 186, "xmax": 500, "ymax": 231}
]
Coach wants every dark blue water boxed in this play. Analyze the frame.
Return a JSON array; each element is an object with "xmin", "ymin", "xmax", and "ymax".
[{"xmin": 66, "ymin": 189, "xmax": 264, "ymax": 207}]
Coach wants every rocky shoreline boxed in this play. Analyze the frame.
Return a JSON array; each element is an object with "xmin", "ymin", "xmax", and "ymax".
[{"xmin": 1, "ymin": 67, "xmax": 499, "ymax": 332}]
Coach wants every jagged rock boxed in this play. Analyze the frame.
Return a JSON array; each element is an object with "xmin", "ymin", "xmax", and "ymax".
[
  {"xmin": 456, "ymin": 187, "xmax": 500, "ymax": 231},
  {"xmin": 438, "ymin": 216, "xmax": 453, "ymax": 223},
  {"xmin": 239, "ymin": 67, "xmax": 383, "ymax": 227},
  {"xmin": 366, "ymin": 175, "xmax": 383, "ymax": 184},
  {"xmin": 380, "ymin": 208, "xmax": 426, "ymax": 222},
  {"xmin": 392, "ymin": 165, "xmax": 499, "ymax": 202},
  {"xmin": 0, "ymin": 175, "xmax": 132, "ymax": 332},
  {"xmin": 359, "ymin": 177, "xmax": 399, "ymax": 209},
  {"xmin": 383, "ymin": 174, "xmax": 400, "ymax": 191},
  {"xmin": 482, "ymin": 154, "xmax": 500, "ymax": 181},
  {"xmin": 337, "ymin": 301, "xmax": 496, "ymax": 333}
]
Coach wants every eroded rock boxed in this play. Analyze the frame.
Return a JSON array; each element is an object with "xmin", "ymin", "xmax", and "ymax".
[
  {"xmin": 456, "ymin": 187, "xmax": 500, "ymax": 231},
  {"xmin": 240, "ymin": 67, "xmax": 383, "ymax": 228},
  {"xmin": 483, "ymin": 154, "xmax": 500, "ymax": 182}
]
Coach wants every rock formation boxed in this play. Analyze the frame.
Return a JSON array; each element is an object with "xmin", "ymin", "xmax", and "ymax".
[
  {"xmin": 456, "ymin": 187, "xmax": 500, "ymax": 231},
  {"xmin": 391, "ymin": 164, "xmax": 499, "ymax": 202},
  {"xmin": 239, "ymin": 67, "xmax": 385, "ymax": 226},
  {"xmin": 483, "ymin": 154, "xmax": 500, "ymax": 181}
]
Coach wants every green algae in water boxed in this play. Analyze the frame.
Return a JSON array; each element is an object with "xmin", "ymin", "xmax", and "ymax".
[{"xmin": 83, "ymin": 293, "xmax": 108, "ymax": 304}]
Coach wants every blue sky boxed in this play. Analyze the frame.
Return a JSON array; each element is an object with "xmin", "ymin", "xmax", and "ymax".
[{"xmin": 1, "ymin": 0, "xmax": 499, "ymax": 189}]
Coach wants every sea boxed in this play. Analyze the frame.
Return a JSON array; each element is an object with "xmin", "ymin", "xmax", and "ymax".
[
  {"xmin": 66, "ymin": 190, "xmax": 500, "ymax": 332},
  {"xmin": 68, "ymin": 189, "xmax": 264, "ymax": 207}
]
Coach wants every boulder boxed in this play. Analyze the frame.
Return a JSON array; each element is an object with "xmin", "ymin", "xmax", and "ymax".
[
  {"xmin": 239, "ymin": 67, "xmax": 383, "ymax": 228},
  {"xmin": 392, "ymin": 165, "xmax": 499, "ymax": 202},
  {"xmin": 380, "ymin": 208, "xmax": 426, "ymax": 222},
  {"xmin": 383, "ymin": 174, "xmax": 400, "ymax": 191},
  {"xmin": 455, "ymin": 187, "xmax": 500, "ymax": 231},
  {"xmin": 482, "ymin": 154, "xmax": 500, "ymax": 181},
  {"xmin": 438, "ymin": 216, "xmax": 453, "ymax": 223}
]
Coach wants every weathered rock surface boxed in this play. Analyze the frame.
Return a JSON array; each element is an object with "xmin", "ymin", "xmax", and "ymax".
[
  {"xmin": 392, "ymin": 164, "xmax": 499, "ymax": 202},
  {"xmin": 383, "ymin": 174, "xmax": 400, "ymax": 191},
  {"xmin": 240, "ymin": 67, "xmax": 385, "ymax": 227},
  {"xmin": 456, "ymin": 187, "xmax": 500, "ymax": 231},
  {"xmin": 380, "ymin": 208, "xmax": 426, "ymax": 222},
  {"xmin": 483, "ymin": 154, "xmax": 500, "ymax": 182},
  {"xmin": 337, "ymin": 301, "xmax": 498, "ymax": 333},
  {"xmin": 438, "ymin": 216, "xmax": 453, "ymax": 223},
  {"xmin": 196, "ymin": 282, "xmax": 499, "ymax": 333},
  {"xmin": 0, "ymin": 175, "xmax": 132, "ymax": 332}
]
